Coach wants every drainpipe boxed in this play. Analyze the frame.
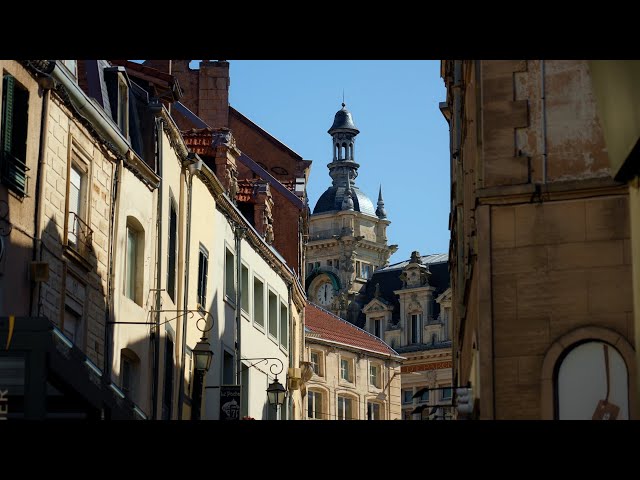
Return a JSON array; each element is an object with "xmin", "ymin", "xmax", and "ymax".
[
  {"xmin": 30, "ymin": 73, "xmax": 52, "ymax": 318},
  {"xmin": 151, "ymin": 111, "xmax": 164, "ymax": 420},
  {"xmin": 287, "ymin": 282, "xmax": 293, "ymax": 420},
  {"xmin": 540, "ymin": 60, "xmax": 547, "ymax": 184},
  {"xmin": 103, "ymin": 157, "xmax": 122, "ymax": 386},
  {"xmin": 177, "ymin": 153, "xmax": 202, "ymax": 420},
  {"xmin": 235, "ymin": 225, "xmax": 246, "ymax": 389}
]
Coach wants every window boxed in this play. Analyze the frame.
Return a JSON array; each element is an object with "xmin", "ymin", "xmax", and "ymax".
[
  {"xmin": 410, "ymin": 314, "xmax": 422, "ymax": 344},
  {"xmin": 253, "ymin": 277, "xmax": 264, "ymax": 327},
  {"xmin": 125, "ymin": 219, "xmax": 144, "ymax": 305},
  {"xmin": 327, "ymin": 259, "xmax": 332, "ymax": 267},
  {"xmin": 308, "ymin": 390, "xmax": 323, "ymax": 420},
  {"xmin": 337, "ymin": 396, "xmax": 354, "ymax": 420},
  {"xmin": 403, "ymin": 410, "xmax": 413, "ymax": 420},
  {"xmin": 355, "ymin": 261, "xmax": 361, "ymax": 277},
  {"xmin": 241, "ymin": 264, "xmax": 249, "ymax": 313},
  {"xmin": 223, "ymin": 350, "xmax": 234, "ymax": 385},
  {"xmin": 441, "ymin": 387, "xmax": 452, "ymax": 401},
  {"xmin": 402, "ymin": 389, "xmax": 413, "ymax": 404},
  {"xmin": 367, "ymin": 402, "xmax": 381, "ymax": 420},
  {"xmin": 63, "ymin": 308, "xmax": 82, "ymax": 346},
  {"xmin": 369, "ymin": 364, "xmax": 380, "ymax": 388},
  {"xmin": 67, "ymin": 164, "xmax": 87, "ymax": 248},
  {"xmin": 307, "ymin": 262, "xmax": 314, "ymax": 273},
  {"xmin": 310, "ymin": 350, "xmax": 323, "ymax": 377},
  {"xmin": 162, "ymin": 336, "xmax": 174, "ymax": 420},
  {"xmin": 225, "ymin": 248, "xmax": 235, "ymax": 301},
  {"xmin": 61, "ymin": 60, "xmax": 77, "ymax": 78},
  {"xmin": 334, "ymin": 259, "xmax": 339, "ymax": 269},
  {"xmin": 268, "ymin": 290, "xmax": 278, "ymax": 339},
  {"xmin": 121, "ymin": 349, "xmax": 140, "ymax": 403},
  {"xmin": 372, "ymin": 318, "xmax": 382, "ymax": 338},
  {"xmin": 1, "ymin": 73, "xmax": 29, "ymax": 196},
  {"xmin": 340, "ymin": 358, "xmax": 352, "ymax": 382},
  {"xmin": 241, "ymin": 362, "xmax": 249, "ymax": 419},
  {"xmin": 185, "ymin": 348, "xmax": 193, "ymax": 397},
  {"xmin": 419, "ymin": 389, "xmax": 430, "ymax": 403},
  {"xmin": 280, "ymin": 301, "xmax": 288, "ymax": 349},
  {"xmin": 167, "ymin": 199, "xmax": 177, "ymax": 302},
  {"xmin": 64, "ymin": 274, "xmax": 86, "ymax": 350},
  {"xmin": 197, "ymin": 247, "xmax": 208, "ymax": 308},
  {"xmin": 117, "ymin": 77, "xmax": 129, "ymax": 138},
  {"xmin": 361, "ymin": 263, "xmax": 372, "ymax": 279}
]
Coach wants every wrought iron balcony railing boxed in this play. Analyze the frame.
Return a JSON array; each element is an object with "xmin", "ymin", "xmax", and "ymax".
[{"xmin": 67, "ymin": 212, "xmax": 93, "ymax": 257}]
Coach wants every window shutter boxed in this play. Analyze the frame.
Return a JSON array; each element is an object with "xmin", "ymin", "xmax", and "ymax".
[{"xmin": 2, "ymin": 75, "xmax": 14, "ymax": 155}]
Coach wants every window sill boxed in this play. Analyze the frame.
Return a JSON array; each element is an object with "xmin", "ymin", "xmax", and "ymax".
[
  {"xmin": 241, "ymin": 308, "xmax": 250, "ymax": 322},
  {"xmin": 253, "ymin": 321, "xmax": 265, "ymax": 334}
]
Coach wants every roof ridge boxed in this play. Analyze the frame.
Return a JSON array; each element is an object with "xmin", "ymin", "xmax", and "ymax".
[{"xmin": 307, "ymin": 302, "xmax": 399, "ymax": 356}]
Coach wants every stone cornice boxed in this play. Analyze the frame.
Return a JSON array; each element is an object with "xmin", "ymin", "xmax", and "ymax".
[{"xmin": 477, "ymin": 177, "xmax": 628, "ymax": 206}]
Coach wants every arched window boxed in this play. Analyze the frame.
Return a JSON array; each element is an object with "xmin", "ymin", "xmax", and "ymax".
[
  {"xmin": 125, "ymin": 216, "xmax": 145, "ymax": 306},
  {"xmin": 557, "ymin": 341, "xmax": 629, "ymax": 420}
]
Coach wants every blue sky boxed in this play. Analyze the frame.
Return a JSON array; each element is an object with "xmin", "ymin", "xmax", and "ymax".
[{"xmin": 224, "ymin": 60, "xmax": 450, "ymax": 264}]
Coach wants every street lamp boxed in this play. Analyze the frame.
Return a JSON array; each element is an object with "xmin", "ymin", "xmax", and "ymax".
[
  {"xmin": 266, "ymin": 377, "xmax": 287, "ymax": 407},
  {"xmin": 193, "ymin": 334, "xmax": 213, "ymax": 372},
  {"xmin": 191, "ymin": 334, "xmax": 213, "ymax": 421}
]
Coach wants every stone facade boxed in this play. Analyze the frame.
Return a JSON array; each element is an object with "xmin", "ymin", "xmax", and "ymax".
[
  {"xmin": 442, "ymin": 60, "xmax": 636, "ymax": 419},
  {"xmin": 304, "ymin": 303, "xmax": 403, "ymax": 420},
  {"xmin": 363, "ymin": 253, "xmax": 453, "ymax": 420}
]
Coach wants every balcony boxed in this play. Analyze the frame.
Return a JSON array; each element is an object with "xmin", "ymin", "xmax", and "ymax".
[{"xmin": 67, "ymin": 212, "xmax": 93, "ymax": 259}]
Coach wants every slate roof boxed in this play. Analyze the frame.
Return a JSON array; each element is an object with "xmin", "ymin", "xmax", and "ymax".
[
  {"xmin": 305, "ymin": 303, "xmax": 399, "ymax": 357},
  {"xmin": 359, "ymin": 253, "xmax": 450, "ymax": 326}
]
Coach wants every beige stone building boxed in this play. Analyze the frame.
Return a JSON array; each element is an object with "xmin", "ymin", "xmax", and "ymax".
[
  {"xmin": 0, "ymin": 60, "xmax": 152, "ymax": 418},
  {"xmin": 304, "ymin": 302, "xmax": 403, "ymax": 420},
  {"xmin": 0, "ymin": 60, "xmax": 308, "ymax": 420},
  {"xmin": 441, "ymin": 60, "xmax": 636, "ymax": 419}
]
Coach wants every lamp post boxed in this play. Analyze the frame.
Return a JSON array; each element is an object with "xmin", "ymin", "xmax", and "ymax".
[
  {"xmin": 191, "ymin": 334, "xmax": 213, "ymax": 420},
  {"xmin": 242, "ymin": 357, "xmax": 287, "ymax": 418}
]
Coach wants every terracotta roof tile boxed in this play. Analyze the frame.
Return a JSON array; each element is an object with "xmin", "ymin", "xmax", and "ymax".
[{"xmin": 305, "ymin": 303, "xmax": 399, "ymax": 357}]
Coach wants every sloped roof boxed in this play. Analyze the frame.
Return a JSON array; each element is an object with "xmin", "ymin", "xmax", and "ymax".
[{"xmin": 305, "ymin": 303, "xmax": 399, "ymax": 357}]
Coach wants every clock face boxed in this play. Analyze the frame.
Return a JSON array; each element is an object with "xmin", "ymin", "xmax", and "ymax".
[{"xmin": 316, "ymin": 282, "xmax": 335, "ymax": 307}]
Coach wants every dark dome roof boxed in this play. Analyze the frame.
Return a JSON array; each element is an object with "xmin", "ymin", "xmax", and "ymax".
[
  {"xmin": 313, "ymin": 186, "xmax": 376, "ymax": 216},
  {"xmin": 328, "ymin": 104, "xmax": 359, "ymax": 134}
]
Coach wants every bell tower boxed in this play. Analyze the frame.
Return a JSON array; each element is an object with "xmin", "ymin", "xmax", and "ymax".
[{"xmin": 305, "ymin": 103, "xmax": 397, "ymax": 324}]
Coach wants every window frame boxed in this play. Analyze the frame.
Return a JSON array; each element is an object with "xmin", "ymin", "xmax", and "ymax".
[
  {"xmin": 337, "ymin": 394, "xmax": 356, "ymax": 420},
  {"xmin": 253, "ymin": 274, "xmax": 265, "ymax": 330},
  {"xmin": 307, "ymin": 389, "xmax": 324, "ymax": 420},
  {"xmin": 167, "ymin": 194, "xmax": 178, "ymax": 303},
  {"xmin": 197, "ymin": 244, "xmax": 209, "ymax": 309},
  {"xmin": 339, "ymin": 357, "xmax": 354, "ymax": 383},
  {"xmin": 267, "ymin": 288, "xmax": 279, "ymax": 342},
  {"xmin": 224, "ymin": 245, "xmax": 236, "ymax": 305},
  {"xmin": 369, "ymin": 363, "xmax": 381, "ymax": 389}
]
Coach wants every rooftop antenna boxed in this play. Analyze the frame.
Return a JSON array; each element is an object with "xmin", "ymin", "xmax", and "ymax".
[{"xmin": 342, "ymin": 89, "xmax": 345, "ymax": 107}]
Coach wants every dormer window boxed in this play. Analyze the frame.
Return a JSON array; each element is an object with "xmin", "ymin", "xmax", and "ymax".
[
  {"xmin": 61, "ymin": 60, "xmax": 77, "ymax": 79},
  {"xmin": 104, "ymin": 66, "xmax": 130, "ymax": 140},
  {"xmin": 117, "ymin": 76, "xmax": 129, "ymax": 138}
]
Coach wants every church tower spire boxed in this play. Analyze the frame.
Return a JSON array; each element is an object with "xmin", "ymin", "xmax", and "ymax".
[{"xmin": 376, "ymin": 185, "xmax": 387, "ymax": 219}]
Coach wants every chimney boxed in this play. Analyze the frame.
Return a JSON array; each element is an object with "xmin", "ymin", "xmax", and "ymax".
[{"xmin": 198, "ymin": 60, "xmax": 230, "ymax": 129}]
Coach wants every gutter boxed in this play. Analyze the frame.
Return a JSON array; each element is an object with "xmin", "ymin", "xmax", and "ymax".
[{"xmin": 50, "ymin": 61, "xmax": 129, "ymax": 156}]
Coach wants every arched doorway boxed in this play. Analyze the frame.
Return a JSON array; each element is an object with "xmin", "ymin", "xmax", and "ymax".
[{"xmin": 557, "ymin": 341, "xmax": 629, "ymax": 420}]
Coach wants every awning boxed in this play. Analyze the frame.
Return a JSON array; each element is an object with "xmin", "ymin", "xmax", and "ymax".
[
  {"xmin": 412, "ymin": 387, "xmax": 429, "ymax": 399},
  {"xmin": 0, "ymin": 316, "xmax": 145, "ymax": 419}
]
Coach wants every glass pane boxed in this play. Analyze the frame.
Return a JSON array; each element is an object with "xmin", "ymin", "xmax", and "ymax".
[{"xmin": 126, "ymin": 228, "xmax": 136, "ymax": 300}]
